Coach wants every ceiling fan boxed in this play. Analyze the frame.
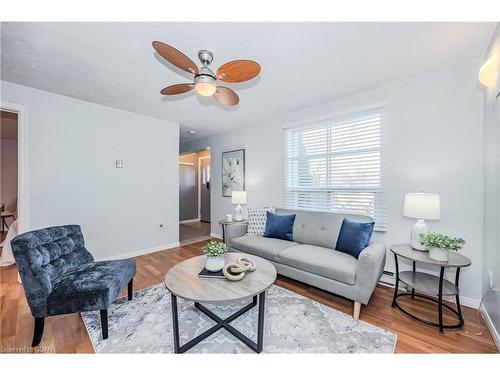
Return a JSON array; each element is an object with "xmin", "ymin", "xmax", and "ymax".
[{"xmin": 152, "ymin": 41, "xmax": 261, "ymax": 106}]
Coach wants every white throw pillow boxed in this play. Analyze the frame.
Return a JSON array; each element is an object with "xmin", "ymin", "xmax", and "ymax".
[{"xmin": 246, "ymin": 207, "xmax": 275, "ymax": 236}]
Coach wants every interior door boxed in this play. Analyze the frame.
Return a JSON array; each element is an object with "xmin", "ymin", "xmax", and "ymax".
[
  {"xmin": 179, "ymin": 164, "xmax": 197, "ymax": 221},
  {"xmin": 200, "ymin": 157, "xmax": 211, "ymax": 222}
]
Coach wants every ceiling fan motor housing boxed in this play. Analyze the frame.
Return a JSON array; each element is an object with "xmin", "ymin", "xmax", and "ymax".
[
  {"xmin": 198, "ymin": 49, "xmax": 213, "ymax": 66},
  {"xmin": 194, "ymin": 66, "xmax": 216, "ymax": 85}
]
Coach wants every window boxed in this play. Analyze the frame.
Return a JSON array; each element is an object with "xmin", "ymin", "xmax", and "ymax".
[{"xmin": 284, "ymin": 107, "xmax": 387, "ymax": 230}]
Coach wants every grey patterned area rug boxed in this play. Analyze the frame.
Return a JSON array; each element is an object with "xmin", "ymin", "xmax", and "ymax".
[{"xmin": 81, "ymin": 283, "xmax": 397, "ymax": 353}]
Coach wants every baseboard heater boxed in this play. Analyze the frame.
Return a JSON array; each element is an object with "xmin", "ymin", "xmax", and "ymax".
[{"xmin": 379, "ymin": 270, "xmax": 395, "ymax": 287}]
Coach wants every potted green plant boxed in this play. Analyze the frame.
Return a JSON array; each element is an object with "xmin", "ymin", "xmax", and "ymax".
[
  {"xmin": 202, "ymin": 241, "xmax": 228, "ymax": 272},
  {"xmin": 419, "ymin": 232, "xmax": 466, "ymax": 261}
]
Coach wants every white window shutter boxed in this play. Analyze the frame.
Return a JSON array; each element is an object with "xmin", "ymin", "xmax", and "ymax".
[{"xmin": 284, "ymin": 107, "xmax": 387, "ymax": 231}]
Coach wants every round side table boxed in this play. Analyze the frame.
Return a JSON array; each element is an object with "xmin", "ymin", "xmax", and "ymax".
[
  {"xmin": 218, "ymin": 219, "xmax": 248, "ymax": 244},
  {"xmin": 390, "ymin": 243, "xmax": 471, "ymax": 333}
]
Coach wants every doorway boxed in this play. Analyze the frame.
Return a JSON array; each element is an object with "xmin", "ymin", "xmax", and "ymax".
[
  {"xmin": 179, "ymin": 148, "xmax": 211, "ymax": 244},
  {"xmin": 0, "ymin": 110, "xmax": 19, "ymax": 265}
]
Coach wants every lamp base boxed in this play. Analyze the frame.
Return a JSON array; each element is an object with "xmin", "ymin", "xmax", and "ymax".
[
  {"xmin": 410, "ymin": 219, "xmax": 428, "ymax": 251},
  {"xmin": 234, "ymin": 204, "xmax": 244, "ymax": 222}
]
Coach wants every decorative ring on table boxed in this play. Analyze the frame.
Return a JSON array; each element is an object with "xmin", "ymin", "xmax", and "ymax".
[
  {"xmin": 223, "ymin": 263, "xmax": 246, "ymax": 281},
  {"xmin": 223, "ymin": 258, "xmax": 257, "ymax": 281},
  {"xmin": 237, "ymin": 257, "xmax": 256, "ymax": 272}
]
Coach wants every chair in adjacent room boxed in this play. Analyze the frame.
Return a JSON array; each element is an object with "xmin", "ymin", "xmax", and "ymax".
[{"xmin": 11, "ymin": 225, "xmax": 136, "ymax": 347}]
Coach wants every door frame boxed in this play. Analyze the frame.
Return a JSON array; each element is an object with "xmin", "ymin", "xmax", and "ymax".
[
  {"xmin": 198, "ymin": 155, "xmax": 210, "ymax": 222},
  {"xmin": 0, "ymin": 101, "xmax": 30, "ymax": 234}
]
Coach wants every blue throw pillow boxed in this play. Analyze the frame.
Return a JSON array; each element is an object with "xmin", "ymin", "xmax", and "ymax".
[
  {"xmin": 335, "ymin": 218, "xmax": 375, "ymax": 258},
  {"xmin": 263, "ymin": 211, "xmax": 296, "ymax": 241}
]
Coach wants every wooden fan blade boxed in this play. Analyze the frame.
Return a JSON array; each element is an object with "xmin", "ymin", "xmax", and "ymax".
[
  {"xmin": 160, "ymin": 83, "xmax": 194, "ymax": 95},
  {"xmin": 216, "ymin": 60, "xmax": 261, "ymax": 83},
  {"xmin": 152, "ymin": 41, "xmax": 199, "ymax": 74},
  {"xmin": 213, "ymin": 86, "xmax": 239, "ymax": 106}
]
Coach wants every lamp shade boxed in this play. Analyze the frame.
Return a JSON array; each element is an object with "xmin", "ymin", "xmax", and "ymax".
[
  {"xmin": 231, "ymin": 191, "xmax": 247, "ymax": 205},
  {"xmin": 403, "ymin": 193, "xmax": 440, "ymax": 220}
]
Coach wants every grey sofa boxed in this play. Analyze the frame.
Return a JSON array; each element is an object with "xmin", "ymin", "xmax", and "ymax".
[{"xmin": 225, "ymin": 208, "xmax": 386, "ymax": 320}]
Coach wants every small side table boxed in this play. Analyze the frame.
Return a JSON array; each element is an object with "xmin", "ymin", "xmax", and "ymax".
[
  {"xmin": 390, "ymin": 243, "xmax": 471, "ymax": 333},
  {"xmin": 218, "ymin": 219, "xmax": 248, "ymax": 244}
]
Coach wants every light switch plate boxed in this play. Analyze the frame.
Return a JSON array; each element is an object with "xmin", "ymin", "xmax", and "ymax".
[{"xmin": 115, "ymin": 160, "xmax": 123, "ymax": 168}]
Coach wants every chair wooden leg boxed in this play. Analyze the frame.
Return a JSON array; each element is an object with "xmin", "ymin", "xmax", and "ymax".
[
  {"xmin": 128, "ymin": 278, "xmax": 133, "ymax": 301},
  {"xmin": 353, "ymin": 301, "xmax": 361, "ymax": 321},
  {"xmin": 100, "ymin": 309, "xmax": 108, "ymax": 340},
  {"xmin": 32, "ymin": 317, "xmax": 44, "ymax": 347}
]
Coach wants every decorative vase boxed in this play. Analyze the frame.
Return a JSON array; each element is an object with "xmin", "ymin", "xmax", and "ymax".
[
  {"xmin": 429, "ymin": 247, "xmax": 449, "ymax": 262},
  {"xmin": 205, "ymin": 255, "xmax": 225, "ymax": 272}
]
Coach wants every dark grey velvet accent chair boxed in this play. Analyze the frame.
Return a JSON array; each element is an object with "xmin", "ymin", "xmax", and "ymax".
[{"xmin": 11, "ymin": 225, "xmax": 136, "ymax": 347}]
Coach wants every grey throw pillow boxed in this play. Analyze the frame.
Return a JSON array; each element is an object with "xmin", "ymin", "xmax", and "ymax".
[{"xmin": 246, "ymin": 207, "xmax": 275, "ymax": 236}]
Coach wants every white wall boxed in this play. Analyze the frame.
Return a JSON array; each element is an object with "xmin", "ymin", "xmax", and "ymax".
[
  {"xmin": 481, "ymin": 24, "xmax": 500, "ymax": 346},
  {"xmin": 1, "ymin": 81, "xmax": 180, "ymax": 259},
  {"xmin": 182, "ymin": 61, "xmax": 485, "ymax": 305},
  {"xmin": 0, "ymin": 139, "xmax": 18, "ymax": 210}
]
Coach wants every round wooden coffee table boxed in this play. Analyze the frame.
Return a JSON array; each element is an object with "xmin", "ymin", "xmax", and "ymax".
[{"xmin": 164, "ymin": 253, "xmax": 277, "ymax": 353}]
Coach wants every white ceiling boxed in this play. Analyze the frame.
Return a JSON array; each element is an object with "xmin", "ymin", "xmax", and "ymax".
[{"xmin": 1, "ymin": 22, "xmax": 495, "ymax": 144}]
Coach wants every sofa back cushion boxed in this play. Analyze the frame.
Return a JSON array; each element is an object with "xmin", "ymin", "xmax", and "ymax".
[
  {"xmin": 275, "ymin": 208, "xmax": 373, "ymax": 249},
  {"xmin": 11, "ymin": 225, "xmax": 93, "ymax": 317},
  {"xmin": 263, "ymin": 211, "xmax": 296, "ymax": 241}
]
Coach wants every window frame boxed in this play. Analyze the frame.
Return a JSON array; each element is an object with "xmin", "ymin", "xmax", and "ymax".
[{"xmin": 282, "ymin": 104, "xmax": 387, "ymax": 231}]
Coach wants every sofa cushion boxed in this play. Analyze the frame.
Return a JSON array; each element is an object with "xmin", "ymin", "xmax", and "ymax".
[
  {"xmin": 276, "ymin": 208, "xmax": 373, "ymax": 249},
  {"xmin": 247, "ymin": 207, "xmax": 275, "ymax": 236},
  {"xmin": 264, "ymin": 211, "xmax": 296, "ymax": 241},
  {"xmin": 47, "ymin": 259, "xmax": 136, "ymax": 315},
  {"xmin": 277, "ymin": 244, "xmax": 357, "ymax": 285},
  {"xmin": 335, "ymin": 218, "xmax": 375, "ymax": 258},
  {"xmin": 231, "ymin": 235, "xmax": 298, "ymax": 262}
]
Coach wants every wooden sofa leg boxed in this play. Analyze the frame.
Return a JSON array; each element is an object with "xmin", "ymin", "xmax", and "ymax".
[
  {"xmin": 128, "ymin": 278, "xmax": 133, "ymax": 301},
  {"xmin": 100, "ymin": 309, "xmax": 108, "ymax": 340},
  {"xmin": 353, "ymin": 301, "xmax": 361, "ymax": 321},
  {"xmin": 32, "ymin": 317, "xmax": 44, "ymax": 347}
]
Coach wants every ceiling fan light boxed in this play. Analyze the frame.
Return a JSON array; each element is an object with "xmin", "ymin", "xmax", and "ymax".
[
  {"xmin": 194, "ymin": 71, "xmax": 217, "ymax": 96},
  {"xmin": 195, "ymin": 81, "xmax": 217, "ymax": 96}
]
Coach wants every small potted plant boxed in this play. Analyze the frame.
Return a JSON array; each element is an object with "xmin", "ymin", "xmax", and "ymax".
[
  {"xmin": 419, "ymin": 232, "xmax": 466, "ymax": 261},
  {"xmin": 202, "ymin": 241, "xmax": 228, "ymax": 272}
]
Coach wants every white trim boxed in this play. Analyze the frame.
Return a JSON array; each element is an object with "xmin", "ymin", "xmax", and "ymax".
[
  {"xmin": 481, "ymin": 304, "xmax": 500, "ymax": 350},
  {"xmin": 0, "ymin": 101, "xmax": 29, "ymax": 234},
  {"xmin": 210, "ymin": 232, "xmax": 223, "ymax": 240},
  {"xmin": 198, "ymin": 155, "xmax": 210, "ymax": 222},
  {"xmin": 282, "ymin": 101, "xmax": 388, "ymax": 130},
  {"xmin": 179, "ymin": 218, "xmax": 200, "ymax": 224},
  {"xmin": 99, "ymin": 242, "xmax": 181, "ymax": 261}
]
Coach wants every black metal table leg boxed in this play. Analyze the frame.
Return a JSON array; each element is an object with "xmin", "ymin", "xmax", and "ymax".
[
  {"xmin": 455, "ymin": 268, "xmax": 464, "ymax": 327},
  {"xmin": 438, "ymin": 267, "xmax": 445, "ymax": 333},
  {"xmin": 171, "ymin": 292, "xmax": 266, "ymax": 353},
  {"xmin": 256, "ymin": 291, "xmax": 265, "ymax": 353},
  {"xmin": 171, "ymin": 294, "xmax": 180, "ymax": 353},
  {"xmin": 391, "ymin": 253, "xmax": 400, "ymax": 308},
  {"xmin": 411, "ymin": 261, "xmax": 416, "ymax": 298},
  {"xmin": 221, "ymin": 224, "xmax": 226, "ymax": 244}
]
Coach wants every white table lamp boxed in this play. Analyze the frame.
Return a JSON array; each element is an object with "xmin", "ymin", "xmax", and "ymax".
[
  {"xmin": 231, "ymin": 191, "xmax": 247, "ymax": 222},
  {"xmin": 403, "ymin": 192, "xmax": 440, "ymax": 251}
]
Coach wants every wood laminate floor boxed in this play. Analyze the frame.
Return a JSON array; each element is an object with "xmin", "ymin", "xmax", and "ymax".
[
  {"xmin": 0, "ymin": 239, "xmax": 497, "ymax": 353},
  {"xmin": 179, "ymin": 221, "xmax": 211, "ymax": 242}
]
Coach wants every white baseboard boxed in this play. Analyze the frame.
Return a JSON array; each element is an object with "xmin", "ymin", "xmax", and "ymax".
[
  {"xmin": 377, "ymin": 273, "xmax": 481, "ymax": 309},
  {"xmin": 179, "ymin": 219, "xmax": 200, "ymax": 224},
  {"xmin": 210, "ymin": 232, "xmax": 223, "ymax": 240},
  {"xmin": 481, "ymin": 304, "xmax": 500, "ymax": 351},
  {"xmin": 101, "ymin": 242, "xmax": 181, "ymax": 260}
]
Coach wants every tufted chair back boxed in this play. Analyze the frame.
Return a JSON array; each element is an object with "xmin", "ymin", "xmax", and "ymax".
[{"xmin": 11, "ymin": 225, "xmax": 94, "ymax": 317}]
